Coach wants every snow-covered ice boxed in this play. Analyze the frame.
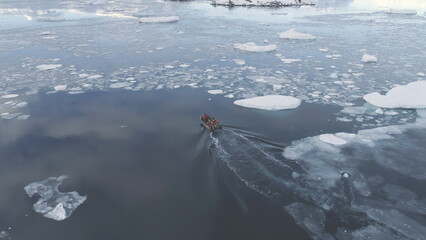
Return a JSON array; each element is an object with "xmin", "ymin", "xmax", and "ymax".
[
  {"xmin": 54, "ymin": 85, "xmax": 67, "ymax": 91},
  {"xmin": 234, "ymin": 42, "xmax": 277, "ymax": 52},
  {"xmin": 36, "ymin": 64, "xmax": 62, "ymax": 71},
  {"xmin": 361, "ymin": 54, "xmax": 377, "ymax": 63},
  {"xmin": 1, "ymin": 94, "xmax": 19, "ymax": 99},
  {"xmin": 364, "ymin": 81, "xmax": 426, "ymax": 109},
  {"xmin": 278, "ymin": 29, "xmax": 316, "ymax": 40},
  {"xmin": 24, "ymin": 176, "xmax": 87, "ymax": 221},
  {"xmin": 319, "ymin": 134, "xmax": 347, "ymax": 145},
  {"xmin": 207, "ymin": 90, "xmax": 223, "ymax": 95},
  {"xmin": 234, "ymin": 95, "xmax": 301, "ymax": 110},
  {"xmin": 139, "ymin": 16, "xmax": 179, "ymax": 23}
]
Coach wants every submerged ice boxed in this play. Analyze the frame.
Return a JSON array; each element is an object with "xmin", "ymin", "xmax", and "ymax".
[{"xmin": 24, "ymin": 175, "xmax": 87, "ymax": 221}]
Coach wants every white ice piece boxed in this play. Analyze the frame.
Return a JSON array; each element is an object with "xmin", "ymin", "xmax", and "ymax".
[
  {"xmin": 139, "ymin": 16, "xmax": 179, "ymax": 23},
  {"xmin": 234, "ymin": 95, "xmax": 301, "ymax": 110},
  {"xmin": 24, "ymin": 175, "xmax": 87, "ymax": 221},
  {"xmin": 319, "ymin": 134, "xmax": 347, "ymax": 146},
  {"xmin": 54, "ymin": 85, "xmax": 67, "ymax": 91},
  {"xmin": 278, "ymin": 29, "xmax": 316, "ymax": 40},
  {"xmin": 1, "ymin": 94, "xmax": 19, "ymax": 99},
  {"xmin": 36, "ymin": 64, "xmax": 62, "ymax": 71},
  {"xmin": 234, "ymin": 42, "xmax": 277, "ymax": 53},
  {"xmin": 233, "ymin": 59, "xmax": 246, "ymax": 65},
  {"xmin": 208, "ymin": 90, "xmax": 223, "ymax": 95},
  {"xmin": 362, "ymin": 54, "xmax": 377, "ymax": 63},
  {"xmin": 363, "ymin": 81, "xmax": 426, "ymax": 109}
]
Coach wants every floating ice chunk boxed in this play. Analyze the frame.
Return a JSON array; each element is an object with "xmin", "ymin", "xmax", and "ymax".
[
  {"xmin": 384, "ymin": 9, "xmax": 417, "ymax": 15},
  {"xmin": 208, "ymin": 90, "xmax": 223, "ymax": 95},
  {"xmin": 280, "ymin": 58, "xmax": 302, "ymax": 64},
  {"xmin": 24, "ymin": 175, "xmax": 86, "ymax": 221},
  {"xmin": 318, "ymin": 48, "xmax": 329, "ymax": 52},
  {"xmin": 234, "ymin": 95, "xmax": 301, "ymax": 110},
  {"xmin": 139, "ymin": 16, "xmax": 179, "ymax": 23},
  {"xmin": 44, "ymin": 203, "xmax": 66, "ymax": 221},
  {"xmin": 234, "ymin": 42, "xmax": 277, "ymax": 53},
  {"xmin": 36, "ymin": 64, "xmax": 62, "ymax": 71},
  {"xmin": 319, "ymin": 134, "xmax": 347, "ymax": 146},
  {"xmin": 363, "ymin": 81, "xmax": 426, "ymax": 109},
  {"xmin": 361, "ymin": 54, "xmax": 377, "ymax": 63},
  {"xmin": 17, "ymin": 115, "xmax": 30, "ymax": 120},
  {"xmin": 362, "ymin": 208, "xmax": 426, "ymax": 240},
  {"xmin": 1, "ymin": 94, "xmax": 19, "ymax": 99},
  {"xmin": 87, "ymin": 74, "xmax": 103, "ymax": 79},
  {"xmin": 351, "ymin": 225, "xmax": 397, "ymax": 240},
  {"xmin": 14, "ymin": 101, "xmax": 28, "ymax": 108},
  {"xmin": 233, "ymin": 59, "xmax": 246, "ymax": 65},
  {"xmin": 375, "ymin": 108, "xmax": 384, "ymax": 114},
  {"xmin": 110, "ymin": 82, "xmax": 133, "ymax": 89},
  {"xmin": 54, "ymin": 85, "xmax": 67, "ymax": 91},
  {"xmin": 278, "ymin": 29, "xmax": 316, "ymax": 40},
  {"xmin": 285, "ymin": 202, "xmax": 331, "ymax": 239},
  {"xmin": 79, "ymin": 73, "xmax": 89, "ymax": 78},
  {"xmin": 417, "ymin": 72, "xmax": 426, "ymax": 77}
]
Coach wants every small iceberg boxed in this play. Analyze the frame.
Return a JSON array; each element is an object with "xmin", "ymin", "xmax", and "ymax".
[
  {"xmin": 24, "ymin": 175, "xmax": 87, "ymax": 221},
  {"xmin": 139, "ymin": 16, "xmax": 179, "ymax": 23},
  {"xmin": 363, "ymin": 81, "xmax": 426, "ymax": 109},
  {"xmin": 361, "ymin": 54, "xmax": 377, "ymax": 63},
  {"xmin": 278, "ymin": 28, "xmax": 316, "ymax": 40},
  {"xmin": 234, "ymin": 95, "xmax": 301, "ymax": 110},
  {"xmin": 234, "ymin": 42, "xmax": 277, "ymax": 52}
]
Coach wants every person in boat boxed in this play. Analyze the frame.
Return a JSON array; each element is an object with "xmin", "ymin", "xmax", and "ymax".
[{"xmin": 201, "ymin": 113, "xmax": 208, "ymax": 122}]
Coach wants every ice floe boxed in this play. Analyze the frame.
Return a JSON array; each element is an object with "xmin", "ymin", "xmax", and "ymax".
[
  {"xmin": 233, "ymin": 95, "xmax": 301, "ymax": 110},
  {"xmin": 139, "ymin": 16, "xmax": 179, "ymax": 23},
  {"xmin": 207, "ymin": 89, "xmax": 223, "ymax": 95},
  {"xmin": 1, "ymin": 94, "xmax": 19, "ymax": 99},
  {"xmin": 285, "ymin": 203, "xmax": 333, "ymax": 240},
  {"xmin": 24, "ymin": 175, "xmax": 87, "ymax": 221},
  {"xmin": 319, "ymin": 134, "xmax": 347, "ymax": 145},
  {"xmin": 36, "ymin": 64, "xmax": 62, "ymax": 71},
  {"xmin": 234, "ymin": 42, "xmax": 277, "ymax": 52},
  {"xmin": 278, "ymin": 29, "xmax": 316, "ymax": 40},
  {"xmin": 364, "ymin": 81, "xmax": 426, "ymax": 109},
  {"xmin": 361, "ymin": 53, "xmax": 377, "ymax": 63},
  {"xmin": 54, "ymin": 85, "xmax": 67, "ymax": 91}
]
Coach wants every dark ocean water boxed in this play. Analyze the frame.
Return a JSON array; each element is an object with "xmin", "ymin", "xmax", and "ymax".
[{"xmin": 0, "ymin": 88, "xmax": 351, "ymax": 240}]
